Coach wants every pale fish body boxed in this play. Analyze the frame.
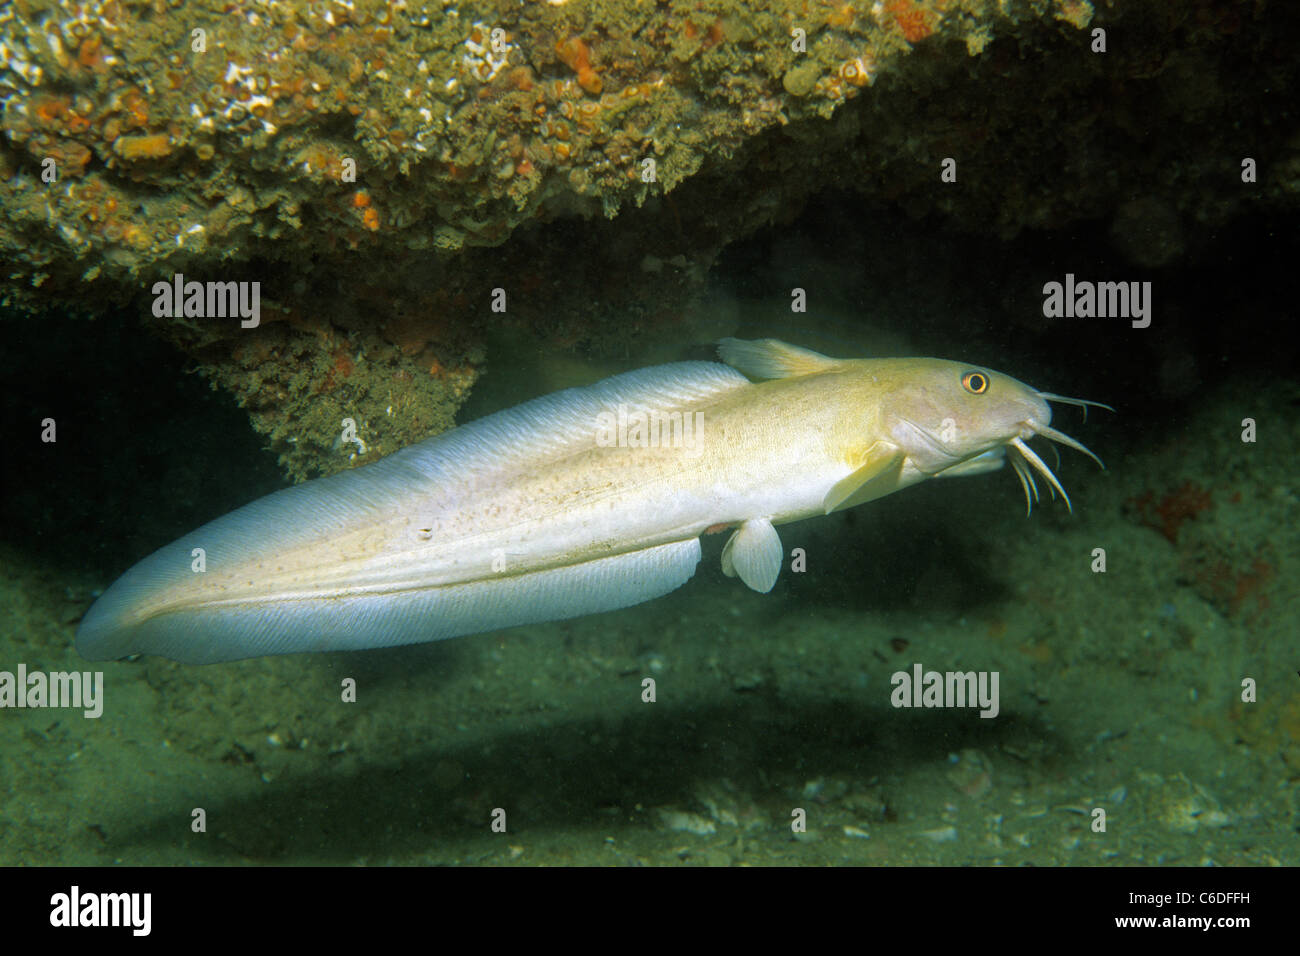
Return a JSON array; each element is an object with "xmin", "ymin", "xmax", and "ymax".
[{"xmin": 76, "ymin": 338, "xmax": 1107, "ymax": 664}]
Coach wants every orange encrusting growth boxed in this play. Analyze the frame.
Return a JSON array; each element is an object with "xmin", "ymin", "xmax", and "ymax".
[
  {"xmin": 113, "ymin": 133, "xmax": 173, "ymax": 160},
  {"xmin": 555, "ymin": 37, "xmax": 602, "ymax": 95},
  {"xmin": 78, "ymin": 33, "xmax": 106, "ymax": 69},
  {"xmin": 886, "ymin": 0, "xmax": 937, "ymax": 43},
  {"xmin": 1129, "ymin": 481, "xmax": 1212, "ymax": 544}
]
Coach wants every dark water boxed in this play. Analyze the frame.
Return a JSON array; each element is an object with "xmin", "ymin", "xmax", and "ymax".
[{"xmin": 2, "ymin": 197, "xmax": 1297, "ymax": 867}]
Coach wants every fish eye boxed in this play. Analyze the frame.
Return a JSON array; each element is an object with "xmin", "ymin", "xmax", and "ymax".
[{"xmin": 962, "ymin": 371, "xmax": 989, "ymax": 394}]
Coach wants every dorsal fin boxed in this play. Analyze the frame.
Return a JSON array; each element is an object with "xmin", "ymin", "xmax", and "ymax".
[{"xmin": 717, "ymin": 338, "xmax": 843, "ymax": 379}]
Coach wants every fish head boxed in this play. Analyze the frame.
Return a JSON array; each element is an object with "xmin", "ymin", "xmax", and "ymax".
[
  {"xmin": 881, "ymin": 360, "xmax": 1048, "ymax": 469},
  {"xmin": 876, "ymin": 358, "xmax": 1110, "ymax": 514}
]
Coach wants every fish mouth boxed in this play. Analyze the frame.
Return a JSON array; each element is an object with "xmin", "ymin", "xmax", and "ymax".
[
  {"xmin": 895, "ymin": 416, "xmax": 964, "ymax": 467},
  {"xmin": 1006, "ymin": 392, "xmax": 1113, "ymax": 515}
]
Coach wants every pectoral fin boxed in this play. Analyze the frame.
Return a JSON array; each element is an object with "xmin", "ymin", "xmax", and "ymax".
[
  {"xmin": 721, "ymin": 517, "xmax": 783, "ymax": 593},
  {"xmin": 823, "ymin": 442, "xmax": 906, "ymax": 513}
]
